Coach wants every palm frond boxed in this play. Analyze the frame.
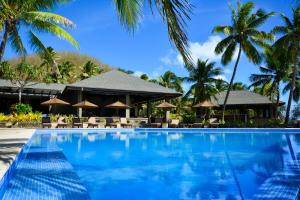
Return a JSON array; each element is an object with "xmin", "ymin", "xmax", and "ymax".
[
  {"xmin": 113, "ymin": 0, "xmax": 142, "ymax": 30},
  {"xmin": 152, "ymin": 0, "xmax": 192, "ymax": 64},
  {"xmin": 31, "ymin": 20, "xmax": 79, "ymax": 49},
  {"xmin": 25, "ymin": 11, "xmax": 75, "ymax": 28},
  {"xmin": 221, "ymin": 41, "xmax": 237, "ymax": 65},
  {"xmin": 9, "ymin": 25, "xmax": 26, "ymax": 56}
]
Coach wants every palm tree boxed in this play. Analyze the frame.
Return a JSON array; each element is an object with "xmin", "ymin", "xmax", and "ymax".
[
  {"xmin": 185, "ymin": 59, "xmax": 223, "ymax": 104},
  {"xmin": 80, "ymin": 61, "xmax": 102, "ymax": 80},
  {"xmin": 215, "ymin": 79, "xmax": 228, "ymax": 92},
  {"xmin": 213, "ymin": 1, "xmax": 274, "ymax": 121},
  {"xmin": 232, "ymin": 82, "xmax": 248, "ymax": 91},
  {"xmin": 0, "ymin": 0, "xmax": 79, "ymax": 63},
  {"xmin": 39, "ymin": 47, "xmax": 60, "ymax": 77},
  {"xmin": 271, "ymin": 6, "xmax": 300, "ymax": 125},
  {"xmin": 113, "ymin": 0, "xmax": 192, "ymax": 64},
  {"xmin": 250, "ymin": 46, "xmax": 289, "ymax": 118},
  {"xmin": 158, "ymin": 70, "xmax": 183, "ymax": 93}
]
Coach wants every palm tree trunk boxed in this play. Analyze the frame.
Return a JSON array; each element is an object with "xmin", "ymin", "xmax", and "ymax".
[
  {"xmin": 221, "ymin": 44, "xmax": 242, "ymax": 122},
  {"xmin": 285, "ymin": 65, "xmax": 297, "ymax": 126},
  {"xmin": 0, "ymin": 23, "xmax": 11, "ymax": 62},
  {"xmin": 275, "ymin": 82, "xmax": 280, "ymax": 118},
  {"xmin": 18, "ymin": 87, "xmax": 22, "ymax": 103}
]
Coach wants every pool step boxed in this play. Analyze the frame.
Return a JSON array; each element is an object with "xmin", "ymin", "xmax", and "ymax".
[
  {"xmin": 253, "ymin": 161, "xmax": 300, "ymax": 200},
  {"xmin": 1, "ymin": 147, "xmax": 90, "ymax": 200}
]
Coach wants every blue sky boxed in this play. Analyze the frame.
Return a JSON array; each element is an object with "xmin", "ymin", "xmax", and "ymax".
[{"xmin": 3, "ymin": 0, "xmax": 296, "ymax": 101}]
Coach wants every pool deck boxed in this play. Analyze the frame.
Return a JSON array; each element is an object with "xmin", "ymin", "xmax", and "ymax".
[{"xmin": 0, "ymin": 129, "xmax": 35, "ymax": 180}]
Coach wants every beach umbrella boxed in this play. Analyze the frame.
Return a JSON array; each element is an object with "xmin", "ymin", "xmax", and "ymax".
[
  {"xmin": 156, "ymin": 102, "xmax": 176, "ymax": 123},
  {"xmin": 156, "ymin": 102, "xmax": 176, "ymax": 109},
  {"xmin": 73, "ymin": 100, "xmax": 98, "ymax": 117},
  {"xmin": 193, "ymin": 100, "xmax": 219, "ymax": 108},
  {"xmin": 73, "ymin": 100, "xmax": 98, "ymax": 109},
  {"xmin": 41, "ymin": 97, "xmax": 70, "ymax": 113},
  {"xmin": 105, "ymin": 101, "xmax": 130, "ymax": 116},
  {"xmin": 193, "ymin": 100, "xmax": 219, "ymax": 119}
]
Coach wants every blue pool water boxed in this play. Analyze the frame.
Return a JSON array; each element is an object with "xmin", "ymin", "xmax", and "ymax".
[{"xmin": 1, "ymin": 129, "xmax": 300, "ymax": 200}]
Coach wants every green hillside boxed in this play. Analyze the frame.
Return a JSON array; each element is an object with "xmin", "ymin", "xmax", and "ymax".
[{"xmin": 8, "ymin": 51, "xmax": 113, "ymax": 72}]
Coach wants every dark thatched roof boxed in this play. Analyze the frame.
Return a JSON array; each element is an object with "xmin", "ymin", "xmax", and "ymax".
[
  {"xmin": 212, "ymin": 91, "xmax": 285, "ymax": 106},
  {"xmin": 69, "ymin": 70, "xmax": 181, "ymax": 96}
]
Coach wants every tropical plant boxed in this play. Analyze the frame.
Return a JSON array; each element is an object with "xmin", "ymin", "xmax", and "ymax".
[
  {"xmin": 0, "ymin": 62, "xmax": 41, "ymax": 103},
  {"xmin": 231, "ymin": 82, "xmax": 248, "ymax": 91},
  {"xmin": 250, "ymin": 46, "xmax": 289, "ymax": 118},
  {"xmin": 0, "ymin": 0, "xmax": 79, "ymax": 65},
  {"xmin": 140, "ymin": 74, "xmax": 149, "ymax": 81},
  {"xmin": 184, "ymin": 59, "xmax": 223, "ymax": 103},
  {"xmin": 57, "ymin": 61, "xmax": 75, "ymax": 83},
  {"xmin": 80, "ymin": 61, "xmax": 102, "ymax": 80},
  {"xmin": 10, "ymin": 103, "xmax": 32, "ymax": 114},
  {"xmin": 113, "ymin": 0, "xmax": 192, "ymax": 64},
  {"xmin": 271, "ymin": 5, "xmax": 300, "ymax": 125},
  {"xmin": 158, "ymin": 70, "xmax": 183, "ymax": 93},
  {"xmin": 39, "ymin": 47, "xmax": 60, "ymax": 77},
  {"xmin": 215, "ymin": 79, "xmax": 228, "ymax": 92},
  {"xmin": 213, "ymin": 1, "xmax": 274, "ymax": 121}
]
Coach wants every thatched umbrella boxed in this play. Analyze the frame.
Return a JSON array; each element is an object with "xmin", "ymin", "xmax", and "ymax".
[
  {"xmin": 41, "ymin": 97, "xmax": 70, "ymax": 113},
  {"xmin": 73, "ymin": 100, "xmax": 98, "ymax": 117},
  {"xmin": 193, "ymin": 100, "xmax": 219, "ymax": 108},
  {"xmin": 105, "ymin": 101, "xmax": 130, "ymax": 116},
  {"xmin": 193, "ymin": 100, "xmax": 219, "ymax": 119},
  {"xmin": 156, "ymin": 102, "xmax": 176, "ymax": 122}
]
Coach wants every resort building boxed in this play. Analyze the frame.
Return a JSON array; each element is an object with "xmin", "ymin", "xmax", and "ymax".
[
  {"xmin": 212, "ymin": 90, "xmax": 285, "ymax": 121},
  {"xmin": 0, "ymin": 70, "xmax": 284, "ymax": 122},
  {"xmin": 0, "ymin": 70, "xmax": 181, "ymax": 117}
]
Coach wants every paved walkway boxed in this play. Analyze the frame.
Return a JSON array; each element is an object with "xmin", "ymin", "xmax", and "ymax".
[{"xmin": 0, "ymin": 129, "xmax": 35, "ymax": 180}]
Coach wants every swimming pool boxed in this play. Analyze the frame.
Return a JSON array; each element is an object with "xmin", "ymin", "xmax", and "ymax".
[{"xmin": 1, "ymin": 128, "xmax": 300, "ymax": 200}]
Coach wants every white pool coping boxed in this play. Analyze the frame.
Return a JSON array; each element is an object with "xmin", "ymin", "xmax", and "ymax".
[{"xmin": 0, "ymin": 129, "xmax": 35, "ymax": 180}]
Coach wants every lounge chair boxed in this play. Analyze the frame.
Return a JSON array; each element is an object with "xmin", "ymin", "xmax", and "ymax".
[
  {"xmin": 72, "ymin": 117, "xmax": 83, "ymax": 128},
  {"xmin": 169, "ymin": 119, "xmax": 180, "ymax": 128},
  {"xmin": 209, "ymin": 118, "xmax": 220, "ymax": 128},
  {"xmin": 150, "ymin": 118, "xmax": 163, "ymax": 128},
  {"xmin": 88, "ymin": 117, "xmax": 99, "ymax": 128},
  {"xmin": 42, "ymin": 117, "xmax": 52, "ymax": 128},
  {"xmin": 192, "ymin": 118, "xmax": 203, "ymax": 128},
  {"xmin": 57, "ymin": 117, "xmax": 68, "ymax": 128},
  {"xmin": 120, "ymin": 117, "xmax": 133, "ymax": 128},
  {"xmin": 105, "ymin": 118, "xmax": 118, "ymax": 128}
]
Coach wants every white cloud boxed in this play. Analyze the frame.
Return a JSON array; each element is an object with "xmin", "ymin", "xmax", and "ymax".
[
  {"xmin": 160, "ymin": 50, "xmax": 182, "ymax": 66},
  {"xmin": 162, "ymin": 36, "xmax": 239, "ymax": 66},
  {"xmin": 214, "ymin": 75, "xmax": 227, "ymax": 81},
  {"xmin": 224, "ymin": 68, "xmax": 232, "ymax": 74},
  {"xmin": 176, "ymin": 36, "xmax": 222, "ymax": 64},
  {"xmin": 133, "ymin": 71, "xmax": 144, "ymax": 77}
]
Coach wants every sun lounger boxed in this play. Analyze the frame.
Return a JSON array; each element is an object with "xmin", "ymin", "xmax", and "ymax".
[
  {"xmin": 209, "ymin": 118, "xmax": 220, "ymax": 128},
  {"xmin": 72, "ymin": 117, "xmax": 83, "ymax": 128},
  {"xmin": 57, "ymin": 117, "xmax": 68, "ymax": 128},
  {"xmin": 150, "ymin": 118, "xmax": 163, "ymax": 128},
  {"xmin": 88, "ymin": 117, "xmax": 100, "ymax": 128},
  {"xmin": 42, "ymin": 117, "xmax": 52, "ymax": 128},
  {"xmin": 105, "ymin": 118, "xmax": 118, "ymax": 128},
  {"xmin": 120, "ymin": 118, "xmax": 133, "ymax": 128},
  {"xmin": 192, "ymin": 118, "xmax": 203, "ymax": 128},
  {"xmin": 169, "ymin": 119, "xmax": 180, "ymax": 128}
]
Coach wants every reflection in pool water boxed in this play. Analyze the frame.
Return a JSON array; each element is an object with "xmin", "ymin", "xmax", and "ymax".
[{"xmin": 23, "ymin": 131, "xmax": 300, "ymax": 199}]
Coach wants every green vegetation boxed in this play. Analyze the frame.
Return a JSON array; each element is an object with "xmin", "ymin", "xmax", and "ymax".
[
  {"xmin": 213, "ymin": 1, "xmax": 274, "ymax": 121},
  {"xmin": 11, "ymin": 103, "xmax": 33, "ymax": 114},
  {"xmin": 184, "ymin": 59, "xmax": 223, "ymax": 103},
  {"xmin": 0, "ymin": 62, "xmax": 44, "ymax": 102},
  {"xmin": 2, "ymin": 0, "xmax": 300, "ymax": 127},
  {"xmin": 0, "ymin": 0, "xmax": 79, "ymax": 68}
]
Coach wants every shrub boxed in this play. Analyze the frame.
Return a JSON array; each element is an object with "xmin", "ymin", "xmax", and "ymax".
[
  {"xmin": 0, "ymin": 112, "xmax": 41, "ymax": 123},
  {"xmin": 11, "ymin": 103, "xmax": 32, "ymax": 114}
]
